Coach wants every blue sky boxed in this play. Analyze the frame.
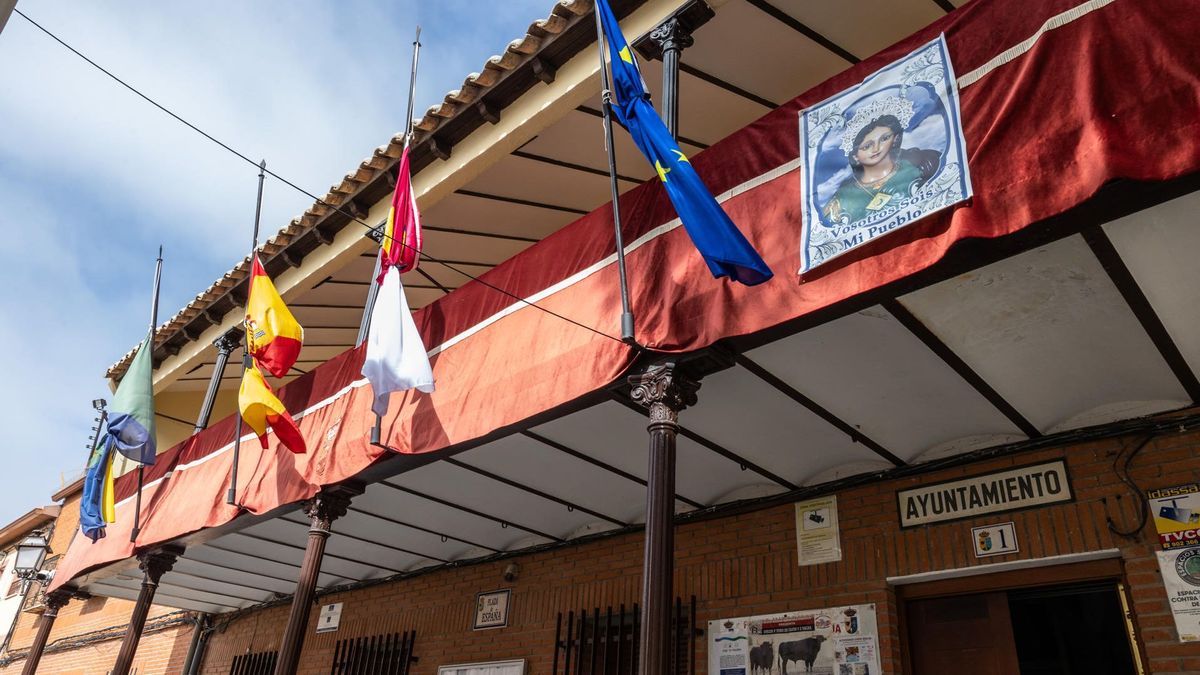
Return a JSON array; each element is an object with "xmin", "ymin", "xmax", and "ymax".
[{"xmin": 0, "ymin": 0, "xmax": 553, "ymax": 526}]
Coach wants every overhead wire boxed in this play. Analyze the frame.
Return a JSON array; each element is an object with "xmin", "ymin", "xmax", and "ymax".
[{"xmin": 13, "ymin": 8, "xmax": 628, "ymax": 346}]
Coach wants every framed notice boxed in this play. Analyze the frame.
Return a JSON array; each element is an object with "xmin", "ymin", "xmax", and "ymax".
[
  {"xmin": 473, "ymin": 589, "xmax": 511, "ymax": 630},
  {"xmin": 795, "ymin": 496, "xmax": 842, "ymax": 566},
  {"xmin": 316, "ymin": 602, "xmax": 343, "ymax": 634},
  {"xmin": 799, "ymin": 34, "xmax": 972, "ymax": 273},
  {"xmin": 438, "ymin": 659, "xmax": 525, "ymax": 675}
]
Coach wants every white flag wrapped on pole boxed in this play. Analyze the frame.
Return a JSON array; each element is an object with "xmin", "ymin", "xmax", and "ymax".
[{"xmin": 362, "ymin": 267, "xmax": 434, "ymax": 417}]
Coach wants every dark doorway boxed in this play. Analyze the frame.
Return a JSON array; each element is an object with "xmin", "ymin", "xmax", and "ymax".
[
  {"xmin": 907, "ymin": 582, "xmax": 1138, "ymax": 675},
  {"xmin": 1007, "ymin": 582, "xmax": 1137, "ymax": 674}
]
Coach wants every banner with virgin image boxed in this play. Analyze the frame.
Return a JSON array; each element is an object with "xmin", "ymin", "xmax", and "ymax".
[{"xmin": 799, "ymin": 34, "xmax": 972, "ymax": 273}]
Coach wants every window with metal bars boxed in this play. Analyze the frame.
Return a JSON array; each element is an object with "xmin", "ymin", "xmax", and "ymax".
[
  {"xmin": 553, "ymin": 596, "xmax": 698, "ymax": 675},
  {"xmin": 329, "ymin": 629, "xmax": 417, "ymax": 675},
  {"xmin": 228, "ymin": 650, "xmax": 278, "ymax": 675}
]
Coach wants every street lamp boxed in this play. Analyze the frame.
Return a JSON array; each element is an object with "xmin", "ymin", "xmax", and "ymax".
[{"xmin": 13, "ymin": 530, "xmax": 52, "ymax": 583}]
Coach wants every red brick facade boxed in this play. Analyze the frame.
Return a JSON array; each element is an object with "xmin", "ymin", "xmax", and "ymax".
[
  {"xmin": 1, "ymin": 428, "xmax": 1194, "ymax": 673},
  {"xmin": 187, "ymin": 427, "xmax": 1200, "ymax": 674}
]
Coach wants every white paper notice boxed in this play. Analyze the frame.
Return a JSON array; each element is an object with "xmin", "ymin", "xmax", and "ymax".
[
  {"xmin": 795, "ymin": 496, "xmax": 842, "ymax": 566},
  {"xmin": 1159, "ymin": 548, "xmax": 1200, "ymax": 642}
]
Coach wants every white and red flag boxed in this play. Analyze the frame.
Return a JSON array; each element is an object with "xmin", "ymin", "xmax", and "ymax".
[{"xmin": 361, "ymin": 146, "xmax": 435, "ymax": 417}]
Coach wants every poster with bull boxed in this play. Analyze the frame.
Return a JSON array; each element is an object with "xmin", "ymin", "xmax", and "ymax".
[{"xmin": 708, "ymin": 604, "xmax": 881, "ymax": 675}]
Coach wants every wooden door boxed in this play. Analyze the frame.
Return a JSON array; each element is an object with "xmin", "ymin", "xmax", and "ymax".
[{"xmin": 906, "ymin": 591, "xmax": 1021, "ymax": 675}]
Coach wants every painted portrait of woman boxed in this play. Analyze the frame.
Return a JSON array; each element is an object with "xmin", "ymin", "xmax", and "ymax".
[
  {"xmin": 821, "ymin": 95, "xmax": 942, "ymax": 227},
  {"xmin": 799, "ymin": 35, "xmax": 972, "ymax": 274}
]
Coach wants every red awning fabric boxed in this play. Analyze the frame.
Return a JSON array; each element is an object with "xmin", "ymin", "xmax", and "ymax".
[{"xmin": 52, "ymin": 0, "xmax": 1200, "ymax": 590}]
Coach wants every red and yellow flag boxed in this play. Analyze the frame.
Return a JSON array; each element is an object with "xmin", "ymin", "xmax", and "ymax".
[
  {"xmin": 245, "ymin": 254, "xmax": 303, "ymax": 378},
  {"xmin": 378, "ymin": 146, "xmax": 421, "ymax": 280},
  {"xmin": 239, "ymin": 362, "xmax": 306, "ymax": 453}
]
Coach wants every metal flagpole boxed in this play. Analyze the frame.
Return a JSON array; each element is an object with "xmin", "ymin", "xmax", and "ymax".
[
  {"xmin": 228, "ymin": 160, "xmax": 267, "ymax": 506},
  {"xmin": 361, "ymin": 26, "xmax": 421, "ymax": 345},
  {"xmin": 130, "ymin": 246, "xmax": 163, "ymax": 542},
  {"xmin": 369, "ymin": 26, "xmax": 422, "ymax": 447},
  {"xmin": 593, "ymin": 7, "xmax": 636, "ymax": 344},
  {"xmin": 83, "ymin": 401, "xmax": 108, "ymax": 469}
]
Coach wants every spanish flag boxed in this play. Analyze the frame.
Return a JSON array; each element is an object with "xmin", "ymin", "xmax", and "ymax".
[
  {"xmin": 378, "ymin": 146, "xmax": 422, "ymax": 279},
  {"xmin": 239, "ymin": 361, "xmax": 307, "ymax": 453},
  {"xmin": 245, "ymin": 255, "xmax": 303, "ymax": 378}
]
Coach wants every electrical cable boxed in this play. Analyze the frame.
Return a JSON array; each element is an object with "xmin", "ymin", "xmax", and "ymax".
[
  {"xmin": 14, "ymin": 8, "xmax": 628, "ymax": 347},
  {"xmin": 1106, "ymin": 435, "xmax": 1153, "ymax": 538}
]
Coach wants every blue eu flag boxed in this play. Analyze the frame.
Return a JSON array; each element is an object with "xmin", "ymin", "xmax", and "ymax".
[{"xmin": 596, "ymin": 0, "xmax": 772, "ymax": 285}]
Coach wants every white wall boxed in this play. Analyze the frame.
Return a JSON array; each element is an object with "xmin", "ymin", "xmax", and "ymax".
[{"xmin": 0, "ymin": 548, "xmax": 29, "ymax": 654}]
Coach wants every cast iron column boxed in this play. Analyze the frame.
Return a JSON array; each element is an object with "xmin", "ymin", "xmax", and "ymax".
[
  {"xmin": 650, "ymin": 17, "xmax": 694, "ymax": 138},
  {"xmin": 111, "ymin": 545, "xmax": 184, "ymax": 675},
  {"xmin": 194, "ymin": 326, "xmax": 245, "ymax": 433},
  {"xmin": 274, "ymin": 484, "xmax": 363, "ymax": 675},
  {"xmin": 20, "ymin": 590, "xmax": 71, "ymax": 675},
  {"xmin": 630, "ymin": 363, "xmax": 699, "ymax": 675}
]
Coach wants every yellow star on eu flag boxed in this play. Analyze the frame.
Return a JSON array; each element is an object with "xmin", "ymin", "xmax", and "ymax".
[
  {"xmin": 655, "ymin": 160, "xmax": 671, "ymax": 182},
  {"xmin": 655, "ymin": 150, "xmax": 689, "ymax": 182}
]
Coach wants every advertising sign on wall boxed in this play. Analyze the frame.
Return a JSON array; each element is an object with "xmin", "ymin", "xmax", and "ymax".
[
  {"xmin": 709, "ymin": 605, "xmax": 881, "ymax": 675},
  {"xmin": 1148, "ymin": 483, "xmax": 1200, "ymax": 550}
]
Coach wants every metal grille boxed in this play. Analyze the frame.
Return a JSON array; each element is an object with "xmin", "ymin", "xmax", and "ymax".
[
  {"xmin": 330, "ymin": 629, "xmax": 417, "ymax": 675},
  {"xmin": 553, "ymin": 596, "xmax": 697, "ymax": 675},
  {"xmin": 229, "ymin": 650, "xmax": 278, "ymax": 675}
]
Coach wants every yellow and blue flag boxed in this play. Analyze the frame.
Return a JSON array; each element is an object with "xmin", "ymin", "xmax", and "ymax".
[
  {"xmin": 595, "ymin": 0, "xmax": 771, "ymax": 285},
  {"xmin": 80, "ymin": 333, "xmax": 157, "ymax": 540},
  {"xmin": 79, "ymin": 435, "xmax": 118, "ymax": 541}
]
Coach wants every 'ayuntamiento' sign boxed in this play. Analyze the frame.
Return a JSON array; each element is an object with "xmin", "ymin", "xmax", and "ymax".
[{"xmin": 898, "ymin": 460, "xmax": 1072, "ymax": 527}]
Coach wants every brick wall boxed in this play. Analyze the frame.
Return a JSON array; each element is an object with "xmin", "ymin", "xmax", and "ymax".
[
  {"xmin": 193, "ymin": 429, "xmax": 1200, "ymax": 674},
  {"xmin": 0, "ymin": 490, "xmax": 195, "ymax": 674},
  {"xmin": 0, "ymin": 623, "xmax": 192, "ymax": 675}
]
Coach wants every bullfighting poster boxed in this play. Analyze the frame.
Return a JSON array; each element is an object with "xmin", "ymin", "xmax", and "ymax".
[
  {"xmin": 798, "ymin": 34, "xmax": 972, "ymax": 273},
  {"xmin": 708, "ymin": 604, "xmax": 881, "ymax": 675}
]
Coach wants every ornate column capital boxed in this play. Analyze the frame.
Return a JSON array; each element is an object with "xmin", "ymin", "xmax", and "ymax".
[
  {"xmin": 138, "ymin": 545, "xmax": 184, "ymax": 587},
  {"xmin": 42, "ymin": 590, "xmax": 72, "ymax": 614},
  {"xmin": 629, "ymin": 362, "xmax": 700, "ymax": 427},
  {"xmin": 212, "ymin": 325, "xmax": 245, "ymax": 355},
  {"xmin": 303, "ymin": 483, "xmax": 364, "ymax": 534},
  {"xmin": 649, "ymin": 17, "xmax": 695, "ymax": 54}
]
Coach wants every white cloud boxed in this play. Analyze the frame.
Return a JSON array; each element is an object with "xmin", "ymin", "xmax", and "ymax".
[{"xmin": 0, "ymin": 0, "xmax": 556, "ymax": 524}]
